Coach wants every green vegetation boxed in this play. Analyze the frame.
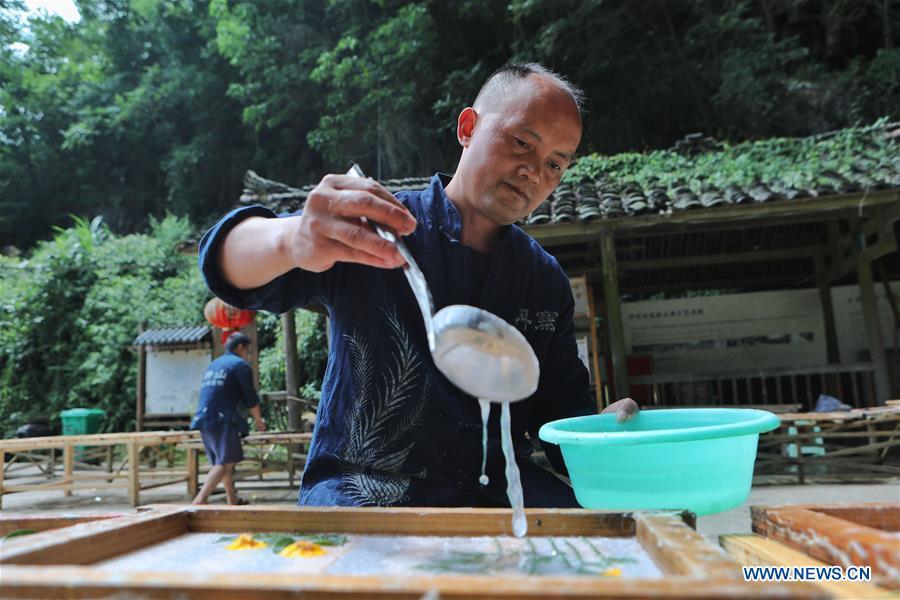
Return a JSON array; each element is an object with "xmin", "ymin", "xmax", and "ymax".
[
  {"xmin": 2, "ymin": 1, "xmax": 897, "ymax": 248},
  {"xmin": 565, "ymin": 120, "xmax": 899, "ymax": 192}
]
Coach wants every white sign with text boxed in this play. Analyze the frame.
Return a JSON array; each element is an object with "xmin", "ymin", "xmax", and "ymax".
[{"xmin": 621, "ymin": 283, "xmax": 897, "ymax": 375}]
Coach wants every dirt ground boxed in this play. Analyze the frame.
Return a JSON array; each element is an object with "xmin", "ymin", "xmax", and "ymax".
[{"xmin": 3, "ymin": 469, "xmax": 898, "ymax": 543}]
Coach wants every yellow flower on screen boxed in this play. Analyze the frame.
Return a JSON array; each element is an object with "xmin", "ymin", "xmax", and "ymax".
[
  {"xmin": 279, "ymin": 540, "xmax": 326, "ymax": 558},
  {"xmin": 224, "ymin": 534, "xmax": 268, "ymax": 550}
]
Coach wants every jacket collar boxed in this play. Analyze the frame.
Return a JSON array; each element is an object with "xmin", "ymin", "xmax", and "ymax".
[{"xmin": 425, "ymin": 173, "xmax": 519, "ymax": 255}]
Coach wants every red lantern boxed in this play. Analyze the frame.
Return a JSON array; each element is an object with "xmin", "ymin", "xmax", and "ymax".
[{"xmin": 204, "ymin": 297, "xmax": 256, "ymax": 344}]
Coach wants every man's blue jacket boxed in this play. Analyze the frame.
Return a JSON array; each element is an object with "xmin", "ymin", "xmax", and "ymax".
[{"xmin": 199, "ymin": 174, "xmax": 593, "ymax": 507}]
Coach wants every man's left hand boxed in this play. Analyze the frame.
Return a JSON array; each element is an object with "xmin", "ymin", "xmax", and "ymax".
[
  {"xmin": 255, "ymin": 418, "xmax": 267, "ymax": 432},
  {"xmin": 601, "ymin": 398, "xmax": 640, "ymax": 423}
]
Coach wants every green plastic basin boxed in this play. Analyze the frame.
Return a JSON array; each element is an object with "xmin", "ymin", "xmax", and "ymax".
[{"xmin": 538, "ymin": 408, "xmax": 780, "ymax": 516}]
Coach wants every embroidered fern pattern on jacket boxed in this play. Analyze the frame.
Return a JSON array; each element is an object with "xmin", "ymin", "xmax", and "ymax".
[{"xmin": 339, "ymin": 308, "xmax": 430, "ymax": 505}]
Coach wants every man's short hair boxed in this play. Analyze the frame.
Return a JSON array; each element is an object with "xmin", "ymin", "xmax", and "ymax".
[
  {"xmin": 474, "ymin": 63, "xmax": 585, "ymax": 116},
  {"xmin": 224, "ymin": 332, "xmax": 251, "ymax": 352}
]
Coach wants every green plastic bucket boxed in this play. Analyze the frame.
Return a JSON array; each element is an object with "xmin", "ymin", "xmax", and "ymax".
[
  {"xmin": 539, "ymin": 408, "xmax": 780, "ymax": 516},
  {"xmin": 60, "ymin": 408, "xmax": 106, "ymax": 436},
  {"xmin": 60, "ymin": 408, "xmax": 106, "ymax": 461}
]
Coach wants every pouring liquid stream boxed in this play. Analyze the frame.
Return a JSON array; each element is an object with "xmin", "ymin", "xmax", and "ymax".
[
  {"xmin": 478, "ymin": 399, "xmax": 490, "ymax": 486},
  {"xmin": 499, "ymin": 400, "xmax": 527, "ymax": 537}
]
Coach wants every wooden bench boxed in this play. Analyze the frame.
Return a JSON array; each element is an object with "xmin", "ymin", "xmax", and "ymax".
[
  {"xmin": 0, "ymin": 431, "xmax": 199, "ymax": 507},
  {"xmin": 756, "ymin": 405, "xmax": 900, "ymax": 483}
]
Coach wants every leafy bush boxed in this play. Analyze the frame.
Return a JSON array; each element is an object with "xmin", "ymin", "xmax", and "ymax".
[
  {"xmin": 0, "ymin": 214, "xmax": 329, "ymax": 436},
  {"xmin": 1, "ymin": 215, "xmax": 207, "ymax": 434}
]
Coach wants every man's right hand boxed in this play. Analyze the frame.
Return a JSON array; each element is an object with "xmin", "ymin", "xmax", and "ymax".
[
  {"xmin": 220, "ymin": 175, "xmax": 417, "ymax": 290},
  {"xmin": 287, "ymin": 174, "xmax": 417, "ymax": 272}
]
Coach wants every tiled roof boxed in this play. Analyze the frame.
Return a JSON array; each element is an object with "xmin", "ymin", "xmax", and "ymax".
[
  {"xmin": 133, "ymin": 326, "xmax": 210, "ymax": 346},
  {"xmin": 239, "ymin": 170, "xmax": 431, "ymax": 215},
  {"xmin": 524, "ymin": 174, "xmax": 900, "ymax": 226},
  {"xmin": 237, "ymin": 125, "xmax": 900, "ymax": 226}
]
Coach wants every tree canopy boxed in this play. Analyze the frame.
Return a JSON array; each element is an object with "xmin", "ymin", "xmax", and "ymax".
[{"xmin": 1, "ymin": 0, "xmax": 897, "ymax": 248}]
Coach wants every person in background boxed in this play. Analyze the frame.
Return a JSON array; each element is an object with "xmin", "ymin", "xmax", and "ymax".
[{"xmin": 191, "ymin": 331, "xmax": 265, "ymax": 505}]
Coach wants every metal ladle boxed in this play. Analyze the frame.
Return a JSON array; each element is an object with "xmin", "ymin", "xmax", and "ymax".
[{"xmin": 347, "ymin": 164, "xmax": 539, "ymax": 402}]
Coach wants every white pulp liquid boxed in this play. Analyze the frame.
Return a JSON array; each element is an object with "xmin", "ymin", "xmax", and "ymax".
[
  {"xmin": 500, "ymin": 401, "xmax": 527, "ymax": 538},
  {"xmin": 478, "ymin": 399, "xmax": 490, "ymax": 485}
]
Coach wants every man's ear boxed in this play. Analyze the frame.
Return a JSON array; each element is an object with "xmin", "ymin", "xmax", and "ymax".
[{"xmin": 457, "ymin": 107, "xmax": 477, "ymax": 148}]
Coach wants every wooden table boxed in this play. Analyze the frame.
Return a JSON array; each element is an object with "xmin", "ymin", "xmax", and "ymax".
[
  {"xmin": 183, "ymin": 431, "xmax": 312, "ymax": 498},
  {"xmin": 756, "ymin": 405, "xmax": 900, "ymax": 483},
  {"xmin": 0, "ymin": 431, "xmax": 198, "ymax": 507}
]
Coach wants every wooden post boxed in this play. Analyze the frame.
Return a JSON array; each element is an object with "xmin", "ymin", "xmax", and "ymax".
[
  {"xmin": 282, "ymin": 309, "xmax": 302, "ymax": 431},
  {"xmin": 814, "ymin": 252, "xmax": 840, "ymax": 365},
  {"xmin": 247, "ymin": 319, "xmax": 260, "ymax": 390},
  {"xmin": 106, "ymin": 446, "xmax": 114, "ymax": 484},
  {"xmin": 63, "ymin": 445, "xmax": 73, "ymax": 497},
  {"xmin": 858, "ymin": 257, "xmax": 891, "ymax": 406},
  {"xmin": 128, "ymin": 441, "xmax": 140, "ymax": 506},
  {"xmin": 136, "ymin": 323, "xmax": 146, "ymax": 432},
  {"xmin": 186, "ymin": 447, "xmax": 199, "ymax": 499},
  {"xmin": 586, "ymin": 282, "xmax": 604, "ymax": 411},
  {"xmin": 600, "ymin": 227, "xmax": 629, "ymax": 400},
  {"xmin": 211, "ymin": 327, "xmax": 224, "ymax": 358}
]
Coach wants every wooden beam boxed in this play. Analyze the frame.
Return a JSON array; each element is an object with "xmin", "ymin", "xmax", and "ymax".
[
  {"xmin": 628, "ymin": 362, "xmax": 875, "ymax": 384},
  {"xmin": 248, "ymin": 319, "xmax": 260, "ymax": 389},
  {"xmin": 136, "ymin": 323, "xmax": 146, "ymax": 432},
  {"xmin": 127, "ymin": 442, "xmax": 140, "ymax": 506},
  {"xmin": 634, "ymin": 513, "xmax": 739, "ymax": 579},
  {"xmin": 0, "ymin": 514, "xmax": 123, "ymax": 536},
  {"xmin": 600, "ymin": 228, "xmax": 629, "ymax": 400},
  {"xmin": 857, "ymin": 241, "xmax": 892, "ymax": 405},
  {"xmin": 619, "ymin": 246, "xmax": 819, "ymax": 271},
  {"xmin": 0, "ymin": 509, "xmax": 187, "ymax": 565},
  {"xmin": 183, "ymin": 505, "xmax": 638, "ymax": 537},
  {"xmin": 586, "ymin": 282, "xmax": 604, "ymax": 411},
  {"xmin": 828, "ymin": 234, "xmax": 897, "ymax": 283},
  {"xmin": 811, "ymin": 504, "xmax": 900, "ymax": 531},
  {"xmin": 813, "ymin": 251, "xmax": 840, "ymax": 364},
  {"xmin": 824, "ymin": 206, "xmax": 899, "ymax": 283},
  {"xmin": 0, "ymin": 431, "xmax": 198, "ymax": 451},
  {"xmin": 566, "ymin": 267, "xmax": 816, "ymax": 293},
  {"xmin": 62, "ymin": 445, "xmax": 73, "ymax": 498},
  {"xmin": 750, "ymin": 504, "xmax": 899, "ymax": 590},
  {"xmin": 186, "ymin": 447, "xmax": 199, "ymax": 499}
]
